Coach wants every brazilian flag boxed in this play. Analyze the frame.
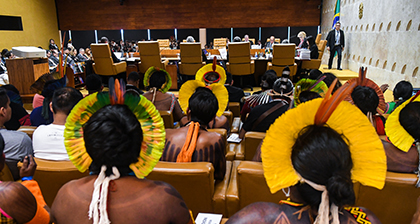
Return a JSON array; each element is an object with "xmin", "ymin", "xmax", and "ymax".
[{"xmin": 332, "ymin": 0, "xmax": 340, "ymax": 29}]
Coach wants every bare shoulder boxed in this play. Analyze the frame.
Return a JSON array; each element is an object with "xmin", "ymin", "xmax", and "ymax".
[
  {"xmin": 226, "ymin": 202, "xmax": 287, "ymax": 224},
  {"xmin": 0, "ymin": 182, "xmax": 37, "ymax": 223}
]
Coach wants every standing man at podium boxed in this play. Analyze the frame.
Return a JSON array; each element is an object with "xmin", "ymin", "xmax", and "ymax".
[{"xmin": 326, "ymin": 21, "xmax": 345, "ymax": 70}]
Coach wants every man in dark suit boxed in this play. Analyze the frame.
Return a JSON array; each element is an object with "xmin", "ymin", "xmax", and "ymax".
[{"xmin": 326, "ymin": 21, "xmax": 345, "ymax": 70}]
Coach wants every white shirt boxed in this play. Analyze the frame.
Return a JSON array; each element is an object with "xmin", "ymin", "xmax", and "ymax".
[{"xmin": 33, "ymin": 124, "xmax": 70, "ymax": 161}]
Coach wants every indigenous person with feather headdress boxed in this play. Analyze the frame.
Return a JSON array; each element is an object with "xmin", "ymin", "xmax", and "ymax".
[
  {"xmin": 52, "ymin": 79, "xmax": 192, "ymax": 224},
  {"xmin": 226, "ymin": 80, "xmax": 386, "ymax": 224},
  {"xmin": 143, "ymin": 67, "xmax": 184, "ymax": 123},
  {"xmin": 161, "ymin": 79, "xmax": 227, "ymax": 181},
  {"xmin": 180, "ymin": 58, "xmax": 230, "ymax": 131},
  {"xmin": 383, "ymin": 91, "xmax": 420, "ymax": 176}
]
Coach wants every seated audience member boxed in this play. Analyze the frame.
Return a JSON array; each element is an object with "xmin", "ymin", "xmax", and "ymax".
[
  {"xmin": 52, "ymin": 79, "xmax": 191, "ymax": 223},
  {"xmin": 49, "ymin": 38, "xmax": 58, "ymax": 50},
  {"xmin": 225, "ymin": 72, "xmax": 245, "ymax": 104},
  {"xmin": 100, "ymin": 36, "xmax": 121, "ymax": 63},
  {"xmin": 351, "ymin": 86, "xmax": 386, "ymax": 135},
  {"xmin": 298, "ymin": 91, "xmax": 322, "ymax": 103},
  {"xmin": 33, "ymin": 87, "xmax": 83, "ymax": 161},
  {"xmin": 62, "ymin": 48, "xmax": 75, "ymax": 66},
  {"xmin": 126, "ymin": 71, "xmax": 144, "ymax": 94},
  {"xmin": 2, "ymin": 85, "xmax": 31, "ymax": 130},
  {"xmin": 143, "ymin": 67, "xmax": 184, "ymax": 122},
  {"xmin": 0, "ymin": 88, "xmax": 33, "ymax": 180},
  {"xmin": 84, "ymin": 47, "xmax": 92, "ymax": 60},
  {"xmin": 294, "ymin": 76, "xmax": 328, "ymax": 107},
  {"xmin": 30, "ymin": 77, "xmax": 66, "ymax": 126},
  {"xmin": 179, "ymin": 82, "xmax": 230, "ymax": 131},
  {"xmin": 0, "ymin": 136, "xmax": 52, "ymax": 223},
  {"xmin": 307, "ymin": 36, "xmax": 319, "ymax": 59},
  {"xmin": 85, "ymin": 74, "xmax": 103, "ymax": 95},
  {"xmin": 76, "ymin": 48, "xmax": 88, "ymax": 62},
  {"xmin": 243, "ymin": 35, "xmax": 254, "ymax": 45},
  {"xmin": 70, "ymin": 48, "xmax": 78, "ymax": 62},
  {"xmin": 384, "ymin": 80, "xmax": 413, "ymax": 114},
  {"xmin": 48, "ymin": 49, "xmax": 59, "ymax": 72},
  {"xmin": 162, "ymin": 82, "xmax": 226, "ymax": 181},
  {"xmin": 322, "ymin": 72, "xmax": 342, "ymax": 94},
  {"xmin": 227, "ymin": 83, "xmax": 385, "ymax": 224},
  {"xmin": 241, "ymin": 70, "xmax": 277, "ymax": 122},
  {"xmin": 383, "ymin": 92, "xmax": 420, "ymax": 175},
  {"xmin": 239, "ymin": 77, "xmax": 293, "ymax": 139}
]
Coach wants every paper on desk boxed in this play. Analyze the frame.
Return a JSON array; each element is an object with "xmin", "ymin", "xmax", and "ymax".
[
  {"xmin": 227, "ymin": 133, "xmax": 242, "ymax": 143},
  {"xmin": 195, "ymin": 213, "xmax": 223, "ymax": 224}
]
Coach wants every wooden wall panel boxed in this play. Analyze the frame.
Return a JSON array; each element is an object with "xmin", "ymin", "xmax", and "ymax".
[{"xmin": 56, "ymin": 0, "xmax": 321, "ymax": 30}]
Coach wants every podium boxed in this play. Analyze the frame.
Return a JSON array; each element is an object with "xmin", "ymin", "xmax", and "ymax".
[{"xmin": 6, "ymin": 58, "xmax": 49, "ymax": 95}]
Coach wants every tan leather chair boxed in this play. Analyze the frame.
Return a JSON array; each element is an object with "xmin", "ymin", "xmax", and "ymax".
[
  {"xmin": 0, "ymin": 163, "xmax": 14, "ymax": 181},
  {"xmin": 223, "ymin": 111, "xmax": 233, "ymax": 129},
  {"xmin": 179, "ymin": 43, "xmax": 205, "ymax": 76},
  {"xmin": 228, "ymin": 102, "xmax": 241, "ymax": 118},
  {"xmin": 227, "ymin": 42, "xmax": 255, "ymax": 89},
  {"xmin": 90, "ymin": 44, "xmax": 126, "ymax": 76},
  {"xmin": 243, "ymin": 132, "xmax": 265, "ymax": 161},
  {"xmin": 226, "ymin": 161, "xmax": 287, "ymax": 217},
  {"xmin": 31, "ymin": 158, "xmax": 89, "ymax": 206},
  {"xmin": 301, "ymin": 40, "xmax": 327, "ymax": 71},
  {"xmin": 159, "ymin": 110, "xmax": 180, "ymax": 129},
  {"xmin": 267, "ymin": 44, "xmax": 297, "ymax": 78},
  {"xmin": 157, "ymin": 39, "xmax": 170, "ymax": 50},
  {"xmin": 315, "ymin": 34, "xmax": 322, "ymax": 45},
  {"xmin": 355, "ymin": 172, "xmax": 420, "ymax": 224},
  {"xmin": 138, "ymin": 41, "xmax": 169, "ymax": 73},
  {"xmin": 17, "ymin": 126, "xmax": 37, "ymax": 139},
  {"xmin": 214, "ymin": 38, "xmax": 227, "ymax": 49},
  {"xmin": 147, "ymin": 161, "xmax": 232, "ymax": 217}
]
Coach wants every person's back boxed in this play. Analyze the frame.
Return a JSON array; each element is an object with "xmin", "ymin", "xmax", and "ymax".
[
  {"xmin": 162, "ymin": 86, "xmax": 226, "ymax": 180},
  {"xmin": 52, "ymin": 84, "xmax": 191, "ymax": 223},
  {"xmin": 33, "ymin": 87, "xmax": 83, "ymax": 161},
  {"xmin": 143, "ymin": 68, "xmax": 184, "ymax": 122},
  {"xmin": 53, "ymin": 173, "xmax": 190, "ymax": 224}
]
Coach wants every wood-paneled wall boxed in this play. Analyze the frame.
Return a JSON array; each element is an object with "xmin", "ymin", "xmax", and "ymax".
[{"xmin": 56, "ymin": 0, "xmax": 321, "ymax": 30}]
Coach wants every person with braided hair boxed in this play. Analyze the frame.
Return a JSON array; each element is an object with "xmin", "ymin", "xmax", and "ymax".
[
  {"xmin": 161, "ymin": 81, "xmax": 227, "ymax": 181},
  {"xmin": 227, "ymin": 80, "xmax": 385, "ymax": 224},
  {"xmin": 143, "ymin": 67, "xmax": 184, "ymax": 123},
  {"xmin": 52, "ymin": 79, "xmax": 192, "ymax": 223}
]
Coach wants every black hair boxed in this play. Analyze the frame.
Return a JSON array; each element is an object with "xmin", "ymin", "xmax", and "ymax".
[
  {"xmin": 1, "ymin": 49, "xmax": 8, "ymax": 57},
  {"xmin": 148, "ymin": 71, "xmax": 166, "ymax": 89},
  {"xmin": 393, "ymin": 81, "xmax": 413, "ymax": 101},
  {"xmin": 84, "ymin": 104, "xmax": 143, "ymax": 176},
  {"xmin": 0, "ymin": 134, "xmax": 4, "ymax": 155},
  {"xmin": 351, "ymin": 86, "xmax": 379, "ymax": 115},
  {"xmin": 273, "ymin": 78, "xmax": 293, "ymax": 96},
  {"xmin": 226, "ymin": 72, "xmax": 233, "ymax": 84},
  {"xmin": 282, "ymin": 66, "xmax": 290, "ymax": 79},
  {"xmin": 189, "ymin": 87, "xmax": 218, "ymax": 125},
  {"xmin": 292, "ymin": 125, "xmax": 355, "ymax": 209},
  {"xmin": 307, "ymin": 36, "xmax": 315, "ymax": 47},
  {"xmin": 51, "ymin": 87, "xmax": 83, "ymax": 115},
  {"xmin": 0, "ymin": 88, "xmax": 9, "ymax": 109},
  {"xmin": 399, "ymin": 102, "xmax": 420, "ymax": 141},
  {"xmin": 85, "ymin": 74, "xmax": 102, "ymax": 92},
  {"xmin": 4, "ymin": 51, "xmax": 12, "ymax": 58},
  {"xmin": 322, "ymin": 72, "xmax": 342, "ymax": 94},
  {"xmin": 299, "ymin": 91, "xmax": 321, "ymax": 103},
  {"xmin": 261, "ymin": 70, "xmax": 278, "ymax": 90},
  {"xmin": 308, "ymin": 69, "xmax": 323, "ymax": 80},
  {"xmin": 100, "ymin": 36, "xmax": 109, "ymax": 43},
  {"xmin": 128, "ymin": 71, "xmax": 140, "ymax": 82}
]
